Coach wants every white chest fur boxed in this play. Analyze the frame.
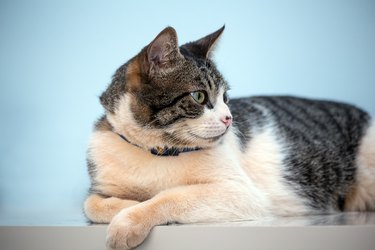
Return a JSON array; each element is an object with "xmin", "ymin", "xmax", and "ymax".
[
  {"xmin": 89, "ymin": 125, "xmax": 308, "ymax": 215},
  {"xmin": 89, "ymin": 129, "xmax": 251, "ymax": 200}
]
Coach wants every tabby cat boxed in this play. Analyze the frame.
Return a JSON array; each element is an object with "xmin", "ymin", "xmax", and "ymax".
[{"xmin": 84, "ymin": 26, "xmax": 375, "ymax": 250}]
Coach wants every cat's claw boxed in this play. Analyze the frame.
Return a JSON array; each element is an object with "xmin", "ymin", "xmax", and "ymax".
[{"xmin": 106, "ymin": 209, "xmax": 150, "ymax": 250}]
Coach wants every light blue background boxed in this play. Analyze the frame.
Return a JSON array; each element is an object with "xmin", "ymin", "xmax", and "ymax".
[{"xmin": 0, "ymin": 0, "xmax": 374, "ymax": 223}]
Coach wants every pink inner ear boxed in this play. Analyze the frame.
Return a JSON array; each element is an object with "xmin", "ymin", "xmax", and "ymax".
[
  {"xmin": 149, "ymin": 43, "xmax": 164, "ymax": 64},
  {"xmin": 147, "ymin": 28, "xmax": 178, "ymax": 66}
]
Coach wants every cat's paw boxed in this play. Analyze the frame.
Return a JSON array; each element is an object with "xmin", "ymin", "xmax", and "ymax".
[{"xmin": 106, "ymin": 208, "xmax": 151, "ymax": 250}]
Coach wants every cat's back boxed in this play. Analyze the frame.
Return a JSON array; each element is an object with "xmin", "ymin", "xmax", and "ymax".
[
  {"xmin": 230, "ymin": 95, "xmax": 370, "ymax": 149},
  {"xmin": 230, "ymin": 95, "xmax": 373, "ymax": 212}
]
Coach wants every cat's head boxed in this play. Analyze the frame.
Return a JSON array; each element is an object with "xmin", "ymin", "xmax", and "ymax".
[{"xmin": 101, "ymin": 26, "xmax": 232, "ymax": 150}]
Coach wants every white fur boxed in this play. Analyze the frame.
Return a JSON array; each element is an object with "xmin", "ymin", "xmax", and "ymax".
[
  {"xmin": 240, "ymin": 123, "xmax": 310, "ymax": 215},
  {"xmin": 89, "ymin": 89, "xmax": 307, "ymax": 220},
  {"xmin": 88, "ymin": 84, "xmax": 375, "ymax": 250},
  {"xmin": 346, "ymin": 120, "xmax": 375, "ymax": 210},
  {"xmin": 89, "ymin": 89, "xmax": 324, "ymax": 250}
]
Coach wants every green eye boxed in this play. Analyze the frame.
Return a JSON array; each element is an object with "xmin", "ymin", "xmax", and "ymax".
[{"xmin": 191, "ymin": 91, "xmax": 207, "ymax": 104}]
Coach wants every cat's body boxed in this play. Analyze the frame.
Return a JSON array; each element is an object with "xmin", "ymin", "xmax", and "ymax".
[{"xmin": 84, "ymin": 27, "xmax": 375, "ymax": 250}]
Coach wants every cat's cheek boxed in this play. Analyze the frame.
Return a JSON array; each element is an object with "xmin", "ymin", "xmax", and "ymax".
[{"xmin": 106, "ymin": 207, "xmax": 152, "ymax": 250}]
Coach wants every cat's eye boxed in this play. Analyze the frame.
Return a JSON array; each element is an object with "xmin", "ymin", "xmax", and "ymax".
[
  {"xmin": 223, "ymin": 92, "xmax": 229, "ymax": 104},
  {"xmin": 191, "ymin": 91, "xmax": 207, "ymax": 104}
]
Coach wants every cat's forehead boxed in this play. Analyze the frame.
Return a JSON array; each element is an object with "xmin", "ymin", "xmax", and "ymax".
[{"xmin": 150, "ymin": 56, "xmax": 227, "ymax": 96}]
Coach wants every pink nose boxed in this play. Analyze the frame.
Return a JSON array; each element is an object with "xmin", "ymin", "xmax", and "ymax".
[{"xmin": 221, "ymin": 115, "xmax": 233, "ymax": 127}]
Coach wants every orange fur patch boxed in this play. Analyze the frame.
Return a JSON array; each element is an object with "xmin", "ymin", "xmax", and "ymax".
[{"xmin": 126, "ymin": 58, "xmax": 142, "ymax": 92}]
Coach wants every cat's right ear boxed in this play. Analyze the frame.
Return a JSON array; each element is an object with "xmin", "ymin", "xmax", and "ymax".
[
  {"xmin": 144, "ymin": 27, "xmax": 181, "ymax": 75},
  {"xmin": 181, "ymin": 25, "xmax": 225, "ymax": 59}
]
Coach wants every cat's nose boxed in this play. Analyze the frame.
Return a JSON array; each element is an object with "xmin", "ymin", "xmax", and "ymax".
[{"xmin": 221, "ymin": 115, "xmax": 232, "ymax": 127}]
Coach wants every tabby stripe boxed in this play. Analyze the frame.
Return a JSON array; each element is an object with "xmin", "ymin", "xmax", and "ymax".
[
  {"xmin": 345, "ymin": 107, "xmax": 357, "ymax": 144},
  {"xmin": 285, "ymin": 98, "xmax": 330, "ymax": 133},
  {"xmin": 206, "ymin": 73, "xmax": 214, "ymax": 90},
  {"xmin": 265, "ymin": 98, "xmax": 313, "ymax": 143},
  {"xmin": 161, "ymin": 114, "xmax": 187, "ymax": 126},
  {"xmin": 152, "ymin": 92, "xmax": 191, "ymax": 115},
  {"xmin": 179, "ymin": 105, "xmax": 200, "ymax": 118},
  {"xmin": 200, "ymin": 73, "xmax": 212, "ymax": 91},
  {"xmin": 317, "ymin": 103, "xmax": 347, "ymax": 141}
]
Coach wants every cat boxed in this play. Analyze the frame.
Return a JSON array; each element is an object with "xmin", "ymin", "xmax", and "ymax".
[{"xmin": 84, "ymin": 26, "xmax": 375, "ymax": 250}]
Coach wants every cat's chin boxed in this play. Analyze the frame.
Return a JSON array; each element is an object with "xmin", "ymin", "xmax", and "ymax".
[{"xmin": 188, "ymin": 130, "xmax": 227, "ymax": 142}]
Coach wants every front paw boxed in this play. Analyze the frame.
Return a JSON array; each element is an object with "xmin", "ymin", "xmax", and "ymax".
[{"xmin": 106, "ymin": 209, "xmax": 151, "ymax": 250}]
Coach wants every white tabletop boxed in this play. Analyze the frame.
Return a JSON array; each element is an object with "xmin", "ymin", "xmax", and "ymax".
[{"xmin": 1, "ymin": 211, "xmax": 375, "ymax": 250}]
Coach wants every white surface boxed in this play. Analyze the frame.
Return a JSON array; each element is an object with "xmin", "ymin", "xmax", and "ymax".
[{"xmin": 1, "ymin": 212, "xmax": 375, "ymax": 250}]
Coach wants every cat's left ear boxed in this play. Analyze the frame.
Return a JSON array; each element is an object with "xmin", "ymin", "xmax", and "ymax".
[{"xmin": 182, "ymin": 25, "xmax": 225, "ymax": 59}]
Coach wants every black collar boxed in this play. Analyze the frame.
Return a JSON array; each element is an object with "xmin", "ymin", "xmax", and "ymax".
[{"xmin": 118, "ymin": 134, "xmax": 202, "ymax": 156}]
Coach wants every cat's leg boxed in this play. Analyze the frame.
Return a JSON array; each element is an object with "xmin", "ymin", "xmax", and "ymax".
[
  {"xmin": 84, "ymin": 193, "xmax": 140, "ymax": 223},
  {"xmin": 106, "ymin": 182, "xmax": 268, "ymax": 250},
  {"xmin": 345, "ymin": 120, "xmax": 375, "ymax": 211}
]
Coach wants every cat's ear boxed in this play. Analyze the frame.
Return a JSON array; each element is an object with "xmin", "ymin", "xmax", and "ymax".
[
  {"xmin": 145, "ymin": 26, "xmax": 181, "ymax": 74},
  {"xmin": 182, "ymin": 25, "xmax": 225, "ymax": 59}
]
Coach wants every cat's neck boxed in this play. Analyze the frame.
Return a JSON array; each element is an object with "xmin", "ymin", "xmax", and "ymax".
[{"xmin": 117, "ymin": 133, "xmax": 202, "ymax": 156}]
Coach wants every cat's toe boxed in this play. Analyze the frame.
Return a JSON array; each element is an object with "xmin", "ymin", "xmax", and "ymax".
[
  {"xmin": 106, "ymin": 224, "xmax": 131, "ymax": 250},
  {"xmin": 106, "ymin": 210, "xmax": 150, "ymax": 250}
]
